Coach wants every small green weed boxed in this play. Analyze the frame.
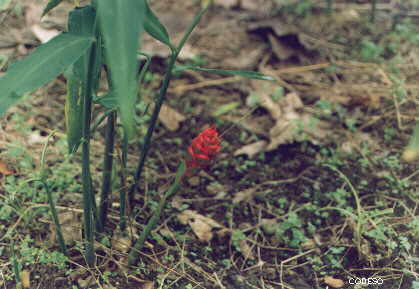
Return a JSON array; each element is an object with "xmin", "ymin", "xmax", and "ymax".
[
  {"xmin": 275, "ymin": 212, "xmax": 306, "ymax": 248},
  {"xmin": 358, "ymin": 39, "xmax": 384, "ymax": 62},
  {"xmin": 231, "ymin": 229, "xmax": 246, "ymax": 252}
]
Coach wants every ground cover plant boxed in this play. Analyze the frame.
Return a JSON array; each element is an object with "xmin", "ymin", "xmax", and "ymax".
[{"xmin": 0, "ymin": 0, "xmax": 418, "ymax": 288}]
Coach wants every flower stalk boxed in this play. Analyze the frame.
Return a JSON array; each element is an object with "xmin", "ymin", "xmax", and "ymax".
[
  {"xmin": 128, "ymin": 6, "xmax": 209, "ymax": 206},
  {"xmin": 128, "ymin": 161, "xmax": 186, "ymax": 265}
]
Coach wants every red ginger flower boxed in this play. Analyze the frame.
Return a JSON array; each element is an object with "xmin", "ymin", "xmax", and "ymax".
[{"xmin": 186, "ymin": 126, "xmax": 221, "ymax": 171}]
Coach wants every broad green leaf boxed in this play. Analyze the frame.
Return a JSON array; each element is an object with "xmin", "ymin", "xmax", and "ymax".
[
  {"xmin": 0, "ymin": 33, "xmax": 94, "ymax": 116},
  {"xmin": 174, "ymin": 65, "xmax": 276, "ymax": 81},
  {"xmin": 402, "ymin": 122, "xmax": 419, "ymax": 162},
  {"xmin": 65, "ymin": 72, "xmax": 83, "ymax": 154},
  {"xmin": 67, "ymin": 6, "xmax": 102, "ymax": 92},
  {"xmin": 144, "ymin": 0, "xmax": 173, "ymax": 49},
  {"xmin": 98, "ymin": 0, "xmax": 145, "ymax": 139},
  {"xmin": 0, "ymin": 0, "xmax": 12, "ymax": 10},
  {"xmin": 65, "ymin": 6, "xmax": 98, "ymax": 154},
  {"xmin": 42, "ymin": 0, "xmax": 65, "ymax": 16}
]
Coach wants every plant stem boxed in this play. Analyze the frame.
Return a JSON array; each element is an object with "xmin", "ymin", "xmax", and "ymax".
[
  {"xmin": 81, "ymin": 100, "xmax": 94, "ymax": 266},
  {"xmin": 324, "ymin": 165, "xmax": 363, "ymax": 256},
  {"xmin": 391, "ymin": 13, "xmax": 401, "ymax": 31},
  {"xmin": 97, "ymin": 111, "xmax": 116, "ymax": 232},
  {"xmin": 326, "ymin": 0, "xmax": 332, "ymax": 14},
  {"xmin": 137, "ymin": 51, "xmax": 152, "ymax": 84},
  {"xmin": 41, "ymin": 180, "xmax": 67, "ymax": 255},
  {"xmin": 81, "ymin": 31, "xmax": 99, "ymax": 268},
  {"xmin": 370, "ymin": 0, "xmax": 377, "ymax": 23},
  {"xmin": 128, "ymin": 6, "xmax": 209, "ymax": 205},
  {"xmin": 117, "ymin": 53, "xmax": 151, "ymax": 232},
  {"xmin": 11, "ymin": 240, "xmax": 20, "ymax": 285},
  {"xmin": 39, "ymin": 132, "xmax": 67, "ymax": 255},
  {"xmin": 127, "ymin": 53, "xmax": 176, "ymax": 205},
  {"xmin": 128, "ymin": 162, "xmax": 185, "ymax": 265},
  {"xmin": 119, "ymin": 133, "xmax": 129, "ymax": 231}
]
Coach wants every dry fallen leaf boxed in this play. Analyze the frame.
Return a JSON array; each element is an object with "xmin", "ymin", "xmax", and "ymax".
[
  {"xmin": 27, "ymin": 130, "xmax": 48, "ymax": 145},
  {"xmin": 260, "ymin": 218, "xmax": 277, "ymax": 235},
  {"xmin": 141, "ymin": 281, "xmax": 154, "ymax": 289},
  {"xmin": 187, "ymin": 176, "xmax": 200, "ymax": 187},
  {"xmin": 402, "ymin": 124, "xmax": 419, "ymax": 162},
  {"xmin": 68, "ymin": 268, "xmax": 88, "ymax": 282},
  {"xmin": 251, "ymin": 80, "xmax": 332, "ymax": 150},
  {"xmin": 324, "ymin": 276, "xmax": 345, "ymax": 288},
  {"xmin": 102, "ymin": 285, "xmax": 117, "ymax": 289},
  {"xmin": 112, "ymin": 235, "xmax": 132, "ymax": 253},
  {"xmin": 402, "ymin": 149, "xmax": 419, "ymax": 162},
  {"xmin": 50, "ymin": 211, "xmax": 82, "ymax": 245},
  {"xmin": 158, "ymin": 104, "xmax": 186, "ymax": 131},
  {"xmin": 268, "ymin": 33, "xmax": 296, "ymax": 60},
  {"xmin": 177, "ymin": 210, "xmax": 223, "ymax": 242},
  {"xmin": 239, "ymin": 116, "xmax": 271, "ymax": 137},
  {"xmin": 0, "ymin": 161, "xmax": 13, "ymax": 176},
  {"xmin": 190, "ymin": 218, "xmax": 213, "ymax": 242},
  {"xmin": 31, "ymin": 24, "xmax": 59, "ymax": 43},
  {"xmin": 234, "ymin": 140, "xmax": 268, "ymax": 159},
  {"xmin": 213, "ymin": 0, "xmax": 238, "ymax": 8},
  {"xmin": 206, "ymin": 182, "xmax": 227, "ymax": 197},
  {"xmin": 24, "ymin": 2, "xmax": 43, "ymax": 27},
  {"xmin": 77, "ymin": 275, "xmax": 95, "ymax": 288},
  {"xmin": 238, "ymin": 239, "xmax": 255, "ymax": 260},
  {"xmin": 171, "ymin": 195, "xmax": 185, "ymax": 210},
  {"xmin": 20, "ymin": 270, "xmax": 30, "ymax": 288},
  {"xmin": 224, "ymin": 44, "xmax": 267, "ymax": 70},
  {"xmin": 232, "ymin": 187, "xmax": 258, "ymax": 204},
  {"xmin": 339, "ymin": 132, "xmax": 377, "ymax": 154},
  {"xmin": 301, "ymin": 239, "xmax": 317, "ymax": 249},
  {"xmin": 240, "ymin": 0, "xmax": 273, "ymax": 13}
]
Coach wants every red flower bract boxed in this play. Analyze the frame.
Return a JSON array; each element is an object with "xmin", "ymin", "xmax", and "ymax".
[{"xmin": 186, "ymin": 126, "xmax": 221, "ymax": 170}]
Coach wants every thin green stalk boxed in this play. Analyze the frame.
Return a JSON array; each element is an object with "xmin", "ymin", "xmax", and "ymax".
[
  {"xmin": 118, "ymin": 50, "xmax": 151, "ymax": 231},
  {"xmin": 11, "ymin": 240, "xmax": 20, "ymax": 286},
  {"xmin": 326, "ymin": 0, "xmax": 332, "ymax": 14},
  {"xmin": 127, "ymin": 53, "xmax": 176, "ymax": 205},
  {"xmin": 97, "ymin": 111, "xmax": 116, "ymax": 232},
  {"xmin": 175, "ymin": 7, "xmax": 209, "ymax": 56},
  {"xmin": 81, "ymin": 97, "xmax": 95, "ymax": 266},
  {"xmin": 119, "ymin": 133, "xmax": 129, "ymax": 231},
  {"xmin": 41, "ymin": 180, "xmax": 67, "ymax": 255},
  {"xmin": 137, "ymin": 51, "xmax": 152, "ymax": 84},
  {"xmin": 391, "ymin": 13, "xmax": 401, "ymax": 31},
  {"xmin": 81, "ymin": 27, "xmax": 99, "ymax": 268},
  {"xmin": 370, "ymin": 0, "xmax": 377, "ymax": 23},
  {"xmin": 128, "ymin": 162, "xmax": 186, "ymax": 265},
  {"xmin": 128, "ymin": 6, "xmax": 209, "ymax": 205},
  {"xmin": 324, "ymin": 165, "xmax": 363, "ymax": 256},
  {"xmin": 38, "ymin": 132, "xmax": 67, "ymax": 255}
]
